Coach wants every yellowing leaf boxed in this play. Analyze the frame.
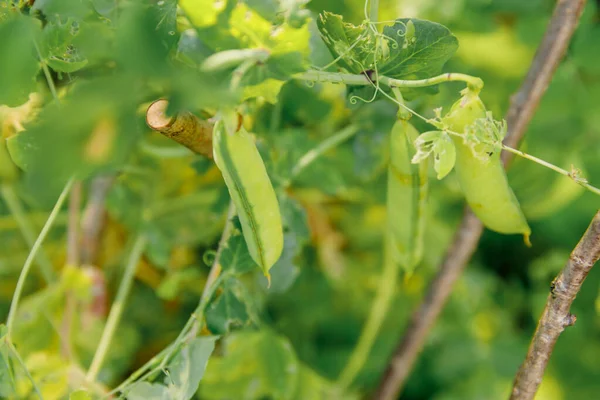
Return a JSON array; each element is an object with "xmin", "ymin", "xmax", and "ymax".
[{"xmin": 180, "ymin": 0, "xmax": 226, "ymax": 28}]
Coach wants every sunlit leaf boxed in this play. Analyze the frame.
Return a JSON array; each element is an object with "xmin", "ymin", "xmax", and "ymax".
[
  {"xmin": 0, "ymin": 16, "xmax": 41, "ymax": 107},
  {"xmin": 200, "ymin": 330, "xmax": 299, "ymax": 400}
]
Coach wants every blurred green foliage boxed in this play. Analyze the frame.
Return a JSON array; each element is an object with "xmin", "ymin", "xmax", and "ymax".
[{"xmin": 1, "ymin": 0, "xmax": 600, "ymax": 399}]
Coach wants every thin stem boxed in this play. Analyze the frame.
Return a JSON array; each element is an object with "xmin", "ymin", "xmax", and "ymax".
[
  {"xmin": 6, "ymin": 178, "xmax": 74, "ymax": 339},
  {"xmin": 0, "ymin": 184, "xmax": 55, "ymax": 283},
  {"xmin": 201, "ymin": 201, "xmax": 236, "ymax": 303},
  {"xmin": 61, "ymin": 181, "xmax": 82, "ymax": 360},
  {"xmin": 369, "ymin": 0, "xmax": 379, "ymax": 23},
  {"xmin": 285, "ymin": 125, "xmax": 359, "ymax": 187},
  {"xmin": 66, "ymin": 181, "xmax": 82, "ymax": 266},
  {"xmin": 86, "ymin": 233, "xmax": 148, "ymax": 382},
  {"xmin": 391, "ymin": 88, "xmax": 411, "ymax": 120},
  {"xmin": 81, "ymin": 175, "xmax": 114, "ymax": 267},
  {"xmin": 295, "ymin": 70, "xmax": 484, "ymax": 91},
  {"xmin": 106, "ymin": 203, "xmax": 236, "ymax": 396},
  {"xmin": 0, "ymin": 211, "xmax": 68, "ymax": 232},
  {"xmin": 510, "ymin": 210, "xmax": 600, "ymax": 400},
  {"xmin": 433, "ymin": 127, "xmax": 600, "ymax": 198},
  {"xmin": 6, "ymin": 340, "xmax": 44, "ymax": 400},
  {"xmin": 126, "ymin": 273, "xmax": 226, "ymax": 390},
  {"xmin": 501, "ymin": 145, "xmax": 600, "ymax": 196},
  {"xmin": 105, "ymin": 275, "xmax": 228, "ymax": 398},
  {"xmin": 337, "ymin": 241, "xmax": 399, "ymax": 388},
  {"xmin": 34, "ymin": 42, "xmax": 59, "ymax": 102}
]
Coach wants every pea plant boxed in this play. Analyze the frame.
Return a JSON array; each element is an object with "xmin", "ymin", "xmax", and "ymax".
[{"xmin": 1, "ymin": 0, "xmax": 599, "ymax": 399}]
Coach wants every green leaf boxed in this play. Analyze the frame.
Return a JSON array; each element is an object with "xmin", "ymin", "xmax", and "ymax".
[
  {"xmin": 182, "ymin": 0, "xmax": 311, "ymax": 95},
  {"xmin": 264, "ymin": 232, "xmax": 300, "ymax": 293},
  {"xmin": 0, "ymin": 15, "xmax": 42, "ymax": 107},
  {"xmin": 32, "ymin": 0, "xmax": 93, "ymax": 20},
  {"xmin": 127, "ymin": 382, "xmax": 170, "ymax": 400},
  {"xmin": 69, "ymin": 390, "xmax": 93, "ymax": 400},
  {"xmin": 316, "ymin": 12, "xmax": 375, "ymax": 74},
  {"xmin": 412, "ymin": 131, "xmax": 456, "ymax": 179},
  {"xmin": 0, "ymin": 335, "xmax": 16, "ymax": 399},
  {"xmin": 279, "ymin": 195, "xmax": 310, "ymax": 245},
  {"xmin": 317, "ymin": 13, "xmax": 458, "ymax": 83},
  {"xmin": 177, "ymin": 29, "xmax": 213, "ymax": 67},
  {"xmin": 200, "ymin": 330, "xmax": 299, "ymax": 400},
  {"xmin": 220, "ymin": 234, "xmax": 258, "ymax": 275},
  {"xmin": 127, "ymin": 337, "xmax": 217, "ymax": 400},
  {"xmin": 246, "ymin": 0, "xmax": 310, "ymax": 28},
  {"xmin": 463, "ymin": 112, "xmax": 506, "ymax": 162},
  {"xmin": 205, "ymin": 280, "xmax": 250, "ymax": 334},
  {"xmin": 433, "ymin": 132, "xmax": 456, "ymax": 180},
  {"xmin": 40, "ymin": 18, "xmax": 88, "ymax": 73},
  {"xmin": 166, "ymin": 337, "xmax": 217, "ymax": 400},
  {"xmin": 378, "ymin": 19, "xmax": 458, "ymax": 80},
  {"xmin": 6, "ymin": 76, "xmax": 142, "ymax": 203},
  {"xmin": 292, "ymin": 364, "xmax": 356, "ymax": 400},
  {"xmin": 157, "ymin": 269, "xmax": 204, "ymax": 300}
]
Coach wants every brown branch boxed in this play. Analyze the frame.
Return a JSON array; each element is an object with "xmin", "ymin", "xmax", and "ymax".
[
  {"xmin": 66, "ymin": 181, "xmax": 82, "ymax": 266},
  {"xmin": 374, "ymin": 1, "xmax": 587, "ymax": 398},
  {"xmin": 81, "ymin": 175, "xmax": 113, "ymax": 267},
  {"xmin": 146, "ymin": 99, "xmax": 214, "ymax": 159},
  {"xmin": 60, "ymin": 180, "xmax": 82, "ymax": 360},
  {"xmin": 80, "ymin": 175, "xmax": 114, "ymax": 319},
  {"xmin": 510, "ymin": 210, "xmax": 600, "ymax": 400},
  {"xmin": 502, "ymin": 0, "xmax": 587, "ymax": 161}
]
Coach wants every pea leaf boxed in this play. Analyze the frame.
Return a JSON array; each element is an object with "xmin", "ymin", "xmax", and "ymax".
[
  {"xmin": 32, "ymin": 0, "xmax": 93, "ymax": 20},
  {"xmin": 126, "ymin": 382, "xmax": 169, "ymax": 400},
  {"xmin": 126, "ymin": 337, "xmax": 217, "ymax": 400},
  {"xmin": 69, "ymin": 390, "xmax": 93, "ymax": 400},
  {"xmin": 0, "ymin": 326, "xmax": 16, "ymax": 399},
  {"xmin": 317, "ymin": 13, "xmax": 458, "ymax": 83},
  {"xmin": 463, "ymin": 112, "xmax": 506, "ymax": 162},
  {"xmin": 265, "ymin": 233, "xmax": 300, "ymax": 293},
  {"xmin": 412, "ymin": 131, "xmax": 456, "ymax": 179},
  {"xmin": 40, "ymin": 18, "xmax": 88, "ymax": 73},
  {"xmin": 205, "ymin": 279, "xmax": 250, "ymax": 334},
  {"xmin": 316, "ymin": 12, "xmax": 376, "ymax": 74},
  {"xmin": 220, "ymin": 234, "xmax": 258, "ymax": 275},
  {"xmin": 245, "ymin": 0, "xmax": 310, "ymax": 27},
  {"xmin": 0, "ymin": 16, "xmax": 41, "ymax": 107},
  {"xmin": 180, "ymin": 1, "xmax": 311, "ymax": 100},
  {"xmin": 166, "ymin": 337, "xmax": 218, "ymax": 400},
  {"xmin": 200, "ymin": 330, "xmax": 299, "ymax": 400},
  {"xmin": 7, "ymin": 77, "xmax": 142, "ymax": 204},
  {"xmin": 378, "ymin": 19, "xmax": 458, "ymax": 80}
]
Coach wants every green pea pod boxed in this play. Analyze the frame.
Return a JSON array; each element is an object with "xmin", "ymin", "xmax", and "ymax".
[
  {"xmin": 387, "ymin": 119, "xmax": 428, "ymax": 273},
  {"xmin": 212, "ymin": 118, "xmax": 284, "ymax": 281},
  {"xmin": 0, "ymin": 137, "xmax": 18, "ymax": 182},
  {"xmin": 444, "ymin": 92, "xmax": 531, "ymax": 243}
]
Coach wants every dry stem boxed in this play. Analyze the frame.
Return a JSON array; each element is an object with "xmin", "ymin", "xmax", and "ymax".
[
  {"xmin": 510, "ymin": 210, "xmax": 600, "ymax": 400},
  {"xmin": 146, "ymin": 99, "xmax": 214, "ymax": 158}
]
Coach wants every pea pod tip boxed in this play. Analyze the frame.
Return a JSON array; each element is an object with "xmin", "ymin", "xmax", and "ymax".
[{"xmin": 524, "ymin": 232, "xmax": 532, "ymax": 248}]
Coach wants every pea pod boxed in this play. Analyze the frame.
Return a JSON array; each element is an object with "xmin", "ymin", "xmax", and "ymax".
[
  {"xmin": 444, "ymin": 92, "xmax": 530, "ymax": 241},
  {"xmin": 387, "ymin": 119, "xmax": 428, "ymax": 273},
  {"xmin": 212, "ymin": 118, "xmax": 283, "ymax": 279}
]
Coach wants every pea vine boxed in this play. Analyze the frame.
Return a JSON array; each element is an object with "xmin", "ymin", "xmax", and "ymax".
[{"xmin": 0, "ymin": 0, "xmax": 597, "ymax": 399}]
